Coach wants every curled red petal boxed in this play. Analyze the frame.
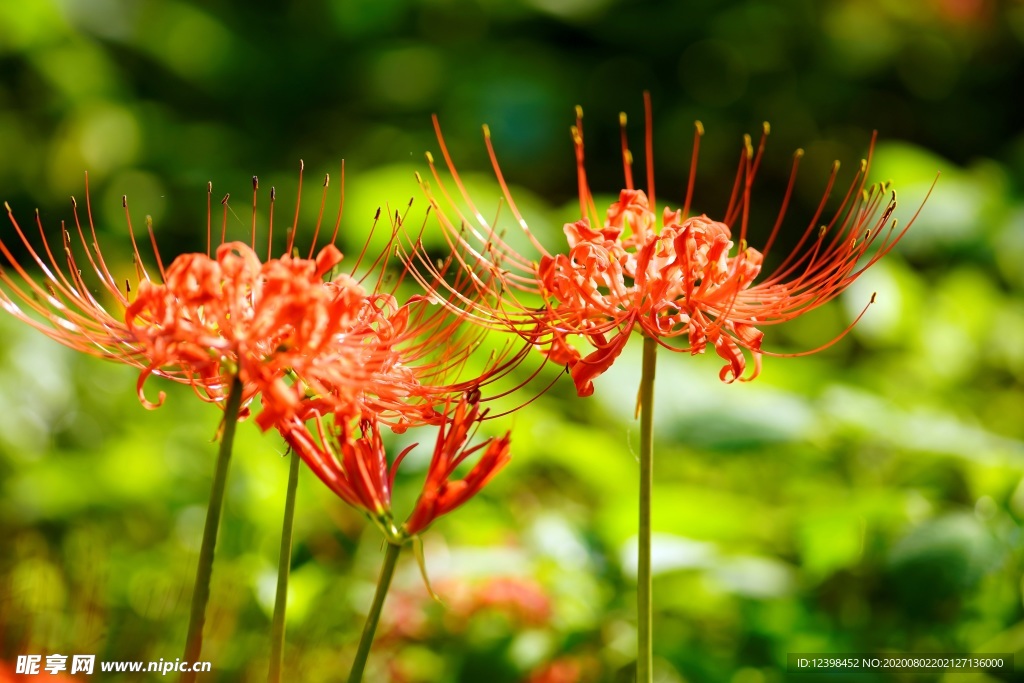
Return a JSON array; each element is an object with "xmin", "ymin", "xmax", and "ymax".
[{"xmin": 569, "ymin": 322, "xmax": 634, "ymax": 397}]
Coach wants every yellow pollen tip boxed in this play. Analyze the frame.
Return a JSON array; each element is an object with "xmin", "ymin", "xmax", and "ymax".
[
  {"xmin": 414, "ymin": 171, "xmax": 423, "ymax": 183},
  {"xmin": 3, "ymin": 201, "xmax": 10, "ymax": 212},
  {"xmin": 738, "ymin": 238, "xmax": 747, "ymax": 252},
  {"xmin": 864, "ymin": 228, "xmax": 872, "ymax": 239},
  {"xmin": 861, "ymin": 189, "xmax": 869, "ymax": 202},
  {"xmin": 482, "ymin": 124, "xmax": 491, "ymax": 138},
  {"xmin": 323, "ymin": 173, "xmax": 330, "ymax": 187},
  {"xmin": 818, "ymin": 225, "xmax": 827, "ymax": 238},
  {"xmin": 891, "ymin": 189, "xmax": 897, "ymax": 202},
  {"xmin": 571, "ymin": 126, "xmax": 582, "ymax": 145},
  {"xmin": 207, "ymin": 181, "xmax": 212, "ymax": 192},
  {"xmin": 575, "ymin": 105, "xmax": 583, "ymax": 119},
  {"xmin": 860, "ymin": 159, "xmax": 867, "ymax": 172},
  {"xmin": 870, "ymin": 292, "xmax": 877, "ymax": 304},
  {"xmin": 762, "ymin": 121, "xmax": 770, "ymax": 135},
  {"xmin": 625, "ymin": 150, "xmax": 633, "ymax": 165},
  {"xmin": 425, "ymin": 151, "xmax": 435, "ymax": 164},
  {"xmin": 795, "ymin": 148, "xmax": 804, "ymax": 158},
  {"xmin": 122, "ymin": 195, "xmax": 127, "ymax": 208},
  {"xmin": 695, "ymin": 121, "xmax": 704, "ymax": 136},
  {"xmin": 619, "ymin": 112, "xmax": 627, "ymax": 126},
  {"xmin": 832, "ymin": 160, "xmax": 841, "ymax": 172},
  {"xmin": 743, "ymin": 134, "xmax": 753, "ymax": 159},
  {"xmin": 299, "ymin": 159, "xmax": 304, "ymax": 170}
]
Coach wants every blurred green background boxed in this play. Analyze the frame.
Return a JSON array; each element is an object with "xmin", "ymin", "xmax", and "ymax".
[{"xmin": 2, "ymin": 0, "xmax": 1023, "ymax": 681}]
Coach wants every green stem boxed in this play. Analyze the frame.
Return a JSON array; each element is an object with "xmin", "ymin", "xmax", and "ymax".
[
  {"xmin": 268, "ymin": 450, "xmax": 301, "ymax": 683},
  {"xmin": 181, "ymin": 376, "xmax": 244, "ymax": 683},
  {"xmin": 347, "ymin": 541, "xmax": 403, "ymax": 683},
  {"xmin": 637, "ymin": 335, "xmax": 658, "ymax": 683}
]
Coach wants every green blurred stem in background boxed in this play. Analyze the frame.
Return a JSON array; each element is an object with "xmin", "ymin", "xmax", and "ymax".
[
  {"xmin": 182, "ymin": 375, "xmax": 244, "ymax": 683},
  {"xmin": 638, "ymin": 335, "xmax": 657, "ymax": 683},
  {"xmin": 348, "ymin": 541, "xmax": 403, "ymax": 683},
  {"xmin": 268, "ymin": 450, "xmax": 301, "ymax": 683}
]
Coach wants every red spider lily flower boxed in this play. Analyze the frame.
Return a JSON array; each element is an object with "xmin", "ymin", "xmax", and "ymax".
[
  {"xmin": 122, "ymin": 238, "xmax": 374, "ymax": 417},
  {"xmin": 412, "ymin": 95, "xmax": 933, "ymax": 396},
  {"xmin": 278, "ymin": 390, "xmax": 511, "ymax": 542},
  {"xmin": 2, "ymin": 169, "xmax": 532, "ymax": 426},
  {"xmin": 270, "ymin": 265, "xmax": 539, "ymax": 434},
  {"xmin": 1, "ymin": 171, "xmax": 355, "ymax": 412}
]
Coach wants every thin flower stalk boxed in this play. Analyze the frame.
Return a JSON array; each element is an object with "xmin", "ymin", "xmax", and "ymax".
[
  {"xmin": 268, "ymin": 450, "xmax": 300, "ymax": 683},
  {"xmin": 182, "ymin": 375, "xmax": 243, "ymax": 683}
]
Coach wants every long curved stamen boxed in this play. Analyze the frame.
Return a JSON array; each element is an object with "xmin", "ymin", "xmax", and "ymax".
[
  {"xmin": 252, "ymin": 175, "xmax": 259, "ymax": 251},
  {"xmin": 286, "ymin": 160, "xmax": 304, "ymax": 255},
  {"xmin": 683, "ymin": 121, "xmax": 703, "ymax": 219},
  {"xmin": 620, "ymin": 111, "xmax": 634, "ymax": 191},
  {"xmin": 643, "ymin": 90, "xmax": 655, "ymax": 211}
]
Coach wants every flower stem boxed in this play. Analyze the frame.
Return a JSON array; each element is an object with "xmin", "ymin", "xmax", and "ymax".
[
  {"xmin": 181, "ymin": 376, "xmax": 244, "ymax": 683},
  {"xmin": 638, "ymin": 335, "xmax": 658, "ymax": 683},
  {"xmin": 268, "ymin": 450, "xmax": 301, "ymax": 683},
  {"xmin": 347, "ymin": 541, "xmax": 403, "ymax": 683}
]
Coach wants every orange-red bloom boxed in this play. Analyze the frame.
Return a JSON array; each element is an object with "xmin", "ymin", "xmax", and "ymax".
[
  {"xmin": 2, "ymin": 170, "xmax": 529, "ymax": 429},
  {"xmin": 1, "ymin": 174, "xmax": 357, "ymax": 413},
  {"xmin": 414, "ymin": 95, "xmax": 932, "ymax": 396},
  {"xmin": 122, "ymin": 239, "xmax": 393, "ymax": 424},
  {"xmin": 279, "ymin": 391, "xmax": 511, "ymax": 541}
]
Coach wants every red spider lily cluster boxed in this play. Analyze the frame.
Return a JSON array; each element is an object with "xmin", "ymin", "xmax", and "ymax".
[
  {"xmin": 413, "ymin": 95, "xmax": 931, "ymax": 396},
  {"xmin": 1, "ymin": 167, "xmax": 522, "ymax": 537},
  {"xmin": 2, "ymin": 101, "xmax": 929, "ymax": 682}
]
